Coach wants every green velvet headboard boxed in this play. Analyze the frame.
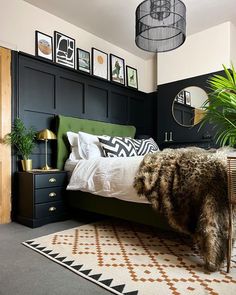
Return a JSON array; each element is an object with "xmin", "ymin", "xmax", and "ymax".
[{"xmin": 56, "ymin": 115, "xmax": 136, "ymax": 170}]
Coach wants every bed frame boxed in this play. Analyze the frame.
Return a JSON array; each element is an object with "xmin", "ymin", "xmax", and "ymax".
[{"xmin": 56, "ymin": 115, "xmax": 170, "ymax": 229}]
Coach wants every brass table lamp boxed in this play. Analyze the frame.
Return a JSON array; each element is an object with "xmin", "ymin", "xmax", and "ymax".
[{"xmin": 37, "ymin": 129, "xmax": 56, "ymax": 170}]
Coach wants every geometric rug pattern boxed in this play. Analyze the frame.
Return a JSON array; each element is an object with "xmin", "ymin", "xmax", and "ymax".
[{"xmin": 23, "ymin": 219, "xmax": 236, "ymax": 295}]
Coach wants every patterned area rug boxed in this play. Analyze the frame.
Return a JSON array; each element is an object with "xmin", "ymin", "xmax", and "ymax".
[{"xmin": 23, "ymin": 219, "xmax": 236, "ymax": 295}]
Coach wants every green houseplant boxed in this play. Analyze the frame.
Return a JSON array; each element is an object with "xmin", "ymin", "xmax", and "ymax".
[
  {"xmin": 5, "ymin": 118, "xmax": 37, "ymax": 171},
  {"xmin": 201, "ymin": 63, "xmax": 236, "ymax": 147}
]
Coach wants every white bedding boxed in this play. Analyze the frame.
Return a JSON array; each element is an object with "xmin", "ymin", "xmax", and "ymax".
[
  {"xmin": 64, "ymin": 159, "xmax": 80, "ymax": 172},
  {"xmin": 66, "ymin": 156, "xmax": 149, "ymax": 204}
]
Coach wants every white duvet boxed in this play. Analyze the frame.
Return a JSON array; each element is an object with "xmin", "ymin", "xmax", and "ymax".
[{"xmin": 66, "ymin": 156, "xmax": 149, "ymax": 203}]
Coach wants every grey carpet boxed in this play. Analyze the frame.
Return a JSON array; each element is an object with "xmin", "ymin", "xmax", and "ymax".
[{"xmin": 0, "ymin": 216, "xmax": 112, "ymax": 295}]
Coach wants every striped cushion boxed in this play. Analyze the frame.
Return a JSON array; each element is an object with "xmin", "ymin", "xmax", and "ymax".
[
  {"xmin": 132, "ymin": 138, "xmax": 159, "ymax": 155},
  {"xmin": 98, "ymin": 136, "xmax": 137, "ymax": 157}
]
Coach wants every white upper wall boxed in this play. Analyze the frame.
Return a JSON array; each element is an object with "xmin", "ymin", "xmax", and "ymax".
[
  {"xmin": 157, "ymin": 22, "xmax": 231, "ymax": 85},
  {"xmin": 230, "ymin": 23, "xmax": 236, "ymax": 66},
  {"xmin": 183, "ymin": 86, "xmax": 208, "ymax": 109},
  {"xmin": 1, "ymin": 0, "xmax": 233, "ymax": 92},
  {"xmin": 0, "ymin": 0, "xmax": 156, "ymax": 93}
]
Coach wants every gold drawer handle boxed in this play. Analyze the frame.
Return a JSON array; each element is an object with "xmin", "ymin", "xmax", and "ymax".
[
  {"xmin": 49, "ymin": 206, "xmax": 56, "ymax": 212},
  {"xmin": 49, "ymin": 177, "xmax": 56, "ymax": 183},
  {"xmin": 49, "ymin": 192, "xmax": 56, "ymax": 198}
]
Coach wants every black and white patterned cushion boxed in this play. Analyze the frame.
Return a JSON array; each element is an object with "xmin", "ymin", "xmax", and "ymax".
[
  {"xmin": 132, "ymin": 138, "xmax": 159, "ymax": 155},
  {"xmin": 98, "ymin": 136, "xmax": 138, "ymax": 157}
]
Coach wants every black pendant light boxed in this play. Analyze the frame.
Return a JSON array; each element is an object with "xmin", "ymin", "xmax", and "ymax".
[{"xmin": 135, "ymin": 0, "xmax": 186, "ymax": 53}]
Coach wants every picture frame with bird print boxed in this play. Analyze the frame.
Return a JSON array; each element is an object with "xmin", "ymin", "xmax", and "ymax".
[
  {"xmin": 126, "ymin": 65, "xmax": 138, "ymax": 89},
  {"xmin": 110, "ymin": 54, "xmax": 125, "ymax": 85}
]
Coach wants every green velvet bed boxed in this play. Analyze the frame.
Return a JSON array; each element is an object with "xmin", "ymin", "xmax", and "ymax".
[{"xmin": 56, "ymin": 114, "xmax": 169, "ymax": 229}]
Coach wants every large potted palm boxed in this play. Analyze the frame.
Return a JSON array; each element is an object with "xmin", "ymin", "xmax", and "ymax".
[
  {"xmin": 5, "ymin": 118, "xmax": 37, "ymax": 171},
  {"xmin": 201, "ymin": 64, "xmax": 236, "ymax": 147}
]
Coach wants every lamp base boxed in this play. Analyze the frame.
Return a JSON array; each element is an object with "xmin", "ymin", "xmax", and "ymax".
[{"xmin": 41, "ymin": 164, "xmax": 52, "ymax": 171}]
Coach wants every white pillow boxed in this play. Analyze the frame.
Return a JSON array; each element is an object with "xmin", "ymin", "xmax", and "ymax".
[
  {"xmin": 78, "ymin": 131, "xmax": 104, "ymax": 160},
  {"xmin": 66, "ymin": 131, "xmax": 81, "ymax": 161}
]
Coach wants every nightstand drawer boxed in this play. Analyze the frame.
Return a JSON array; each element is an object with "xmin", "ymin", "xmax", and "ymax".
[
  {"xmin": 35, "ymin": 201, "xmax": 66, "ymax": 219},
  {"xmin": 35, "ymin": 173, "xmax": 67, "ymax": 188},
  {"xmin": 35, "ymin": 187, "xmax": 65, "ymax": 204}
]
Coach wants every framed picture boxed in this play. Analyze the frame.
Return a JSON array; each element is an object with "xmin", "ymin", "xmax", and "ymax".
[
  {"xmin": 77, "ymin": 48, "xmax": 90, "ymax": 73},
  {"xmin": 126, "ymin": 66, "xmax": 138, "ymax": 89},
  {"xmin": 185, "ymin": 91, "xmax": 191, "ymax": 105},
  {"xmin": 110, "ymin": 54, "xmax": 125, "ymax": 85},
  {"xmin": 176, "ymin": 90, "xmax": 185, "ymax": 104},
  {"xmin": 35, "ymin": 31, "xmax": 53, "ymax": 61},
  {"xmin": 54, "ymin": 31, "xmax": 75, "ymax": 68},
  {"xmin": 92, "ymin": 48, "xmax": 108, "ymax": 80}
]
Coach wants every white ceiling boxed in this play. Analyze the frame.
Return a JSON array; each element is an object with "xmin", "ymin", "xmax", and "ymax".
[{"xmin": 23, "ymin": 0, "xmax": 236, "ymax": 60}]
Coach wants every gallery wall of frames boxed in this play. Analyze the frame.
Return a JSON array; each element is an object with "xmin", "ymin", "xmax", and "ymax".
[{"xmin": 35, "ymin": 30, "xmax": 139, "ymax": 90}]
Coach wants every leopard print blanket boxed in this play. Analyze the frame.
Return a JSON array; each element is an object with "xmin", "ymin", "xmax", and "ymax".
[{"xmin": 133, "ymin": 147, "xmax": 235, "ymax": 271}]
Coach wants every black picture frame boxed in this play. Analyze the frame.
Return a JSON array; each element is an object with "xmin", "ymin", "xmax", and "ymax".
[
  {"xmin": 35, "ymin": 31, "xmax": 53, "ymax": 61},
  {"xmin": 91, "ymin": 48, "xmax": 108, "ymax": 80},
  {"xmin": 110, "ymin": 54, "xmax": 125, "ymax": 85},
  {"xmin": 184, "ymin": 90, "xmax": 191, "ymax": 105},
  {"xmin": 77, "ymin": 48, "xmax": 90, "ymax": 73},
  {"xmin": 126, "ymin": 65, "xmax": 138, "ymax": 89},
  {"xmin": 176, "ymin": 90, "xmax": 185, "ymax": 104},
  {"xmin": 54, "ymin": 31, "xmax": 75, "ymax": 69}
]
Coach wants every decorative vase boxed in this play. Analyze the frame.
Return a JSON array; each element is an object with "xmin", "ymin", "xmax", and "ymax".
[{"xmin": 21, "ymin": 159, "xmax": 32, "ymax": 171}]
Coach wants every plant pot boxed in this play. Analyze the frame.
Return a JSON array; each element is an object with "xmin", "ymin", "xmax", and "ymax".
[{"xmin": 21, "ymin": 159, "xmax": 32, "ymax": 171}]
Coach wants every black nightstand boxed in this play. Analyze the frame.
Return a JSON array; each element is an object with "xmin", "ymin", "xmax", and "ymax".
[{"xmin": 17, "ymin": 171, "xmax": 68, "ymax": 228}]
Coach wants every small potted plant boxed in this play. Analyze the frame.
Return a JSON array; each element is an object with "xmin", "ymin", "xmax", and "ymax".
[{"xmin": 5, "ymin": 118, "xmax": 37, "ymax": 171}]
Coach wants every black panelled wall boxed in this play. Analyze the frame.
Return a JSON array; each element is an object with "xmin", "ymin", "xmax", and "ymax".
[
  {"xmin": 12, "ymin": 51, "xmax": 222, "ymax": 219},
  {"xmin": 13, "ymin": 52, "xmax": 155, "ymax": 171},
  {"xmin": 156, "ymin": 71, "xmax": 224, "ymax": 149},
  {"xmin": 13, "ymin": 51, "xmax": 224, "ymax": 170},
  {"xmin": 13, "ymin": 52, "xmax": 222, "ymax": 172}
]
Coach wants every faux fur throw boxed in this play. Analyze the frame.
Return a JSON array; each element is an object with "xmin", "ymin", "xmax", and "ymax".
[{"xmin": 134, "ymin": 147, "xmax": 235, "ymax": 271}]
